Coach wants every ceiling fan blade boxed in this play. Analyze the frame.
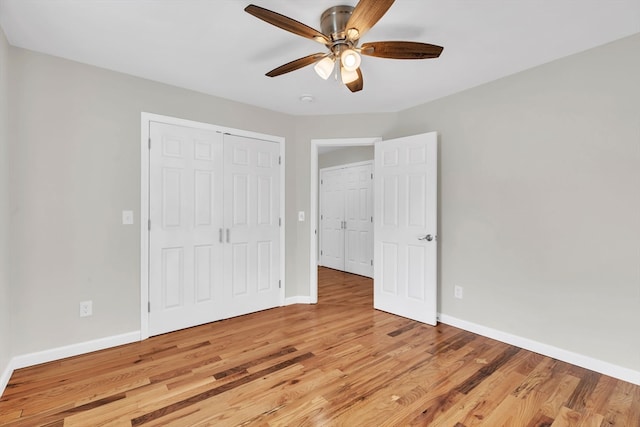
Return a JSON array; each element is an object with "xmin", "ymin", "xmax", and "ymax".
[
  {"xmin": 346, "ymin": 68, "xmax": 363, "ymax": 92},
  {"xmin": 266, "ymin": 53, "xmax": 328, "ymax": 77},
  {"xmin": 245, "ymin": 4, "xmax": 329, "ymax": 44},
  {"xmin": 345, "ymin": 0, "xmax": 395, "ymax": 41},
  {"xmin": 360, "ymin": 41, "xmax": 443, "ymax": 59}
]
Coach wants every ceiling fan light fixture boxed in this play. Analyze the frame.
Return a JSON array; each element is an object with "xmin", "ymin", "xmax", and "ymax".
[
  {"xmin": 340, "ymin": 48, "xmax": 361, "ymax": 72},
  {"xmin": 314, "ymin": 56, "xmax": 335, "ymax": 80},
  {"xmin": 341, "ymin": 66, "xmax": 359, "ymax": 84}
]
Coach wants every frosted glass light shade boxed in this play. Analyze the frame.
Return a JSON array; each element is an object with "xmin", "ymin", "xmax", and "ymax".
[
  {"xmin": 341, "ymin": 67, "xmax": 358, "ymax": 84},
  {"xmin": 314, "ymin": 57, "xmax": 335, "ymax": 80},
  {"xmin": 340, "ymin": 49, "xmax": 361, "ymax": 72}
]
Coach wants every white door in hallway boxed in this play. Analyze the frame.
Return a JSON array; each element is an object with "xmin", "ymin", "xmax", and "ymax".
[
  {"xmin": 148, "ymin": 122, "xmax": 281, "ymax": 336},
  {"xmin": 319, "ymin": 168, "xmax": 345, "ymax": 271},
  {"xmin": 320, "ymin": 162, "xmax": 373, "ymax": 277},
  {"xmin": 374, "ymin": 132, "xmax": 438, "ymax": 325},
  {"xmin": 344, "ymin": 164, "xmax": 374, "ymax": 277}
]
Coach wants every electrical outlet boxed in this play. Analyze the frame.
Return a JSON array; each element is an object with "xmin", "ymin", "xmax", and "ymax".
[
  {"xmin": 298, "ymin": 211, "xmax": 305, "ymax": 221},
  {"xmin": 79, "ymin": 300, "xmax": 93, "ymax": 317},
  {"xmin": 454, "ymin": 286, "xmax": 464, "ymax": 299}
]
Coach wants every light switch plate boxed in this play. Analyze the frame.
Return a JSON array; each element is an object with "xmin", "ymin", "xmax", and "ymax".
[
  {"xmin": 122, "ymin": 210, "xmax": 134, "ymax": 225},
  {"xmin": 298, "ymin": 211, "xmax": 305, "ymax": 222}
]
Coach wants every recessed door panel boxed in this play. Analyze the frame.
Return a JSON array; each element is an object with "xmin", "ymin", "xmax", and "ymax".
[
  {"xmin": 194, "ymin": 245, "xmax": 212, "ymax": 302},
  {"xmin": 162, "ymin": 247, "xmax": 183, "ymax": 308},
  {"xmin": 257, "ymin": 241, "xmax": 271, "ymax": 292},
  {"xmin": 257, "ymin": 176, "xmax": 272, "ymax": 225},
  {"xmin": 194, "ymin": 170, "xmax": 213, "ymax": 227},
  {"xmin": 232, "ymin": 174, "xmax": 248, "ymax": 226},
  {"xmin": 162, "ymin": 168, "xmax": 182, "ymax": 228},
  {"xmin": 381, "ymin": 242, "xmax": 398, "ymax": 294},
  {"xmin": 232, "ymin": 243, "xmax": 248, "ymax": 296}
]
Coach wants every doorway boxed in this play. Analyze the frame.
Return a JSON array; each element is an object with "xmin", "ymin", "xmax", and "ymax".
[
  {"xmin": 309, "ymin": 138, "xmax": 380, "ymax": 303},
  {"xmin": 310, "ymin": 133, "xmax": 439, "ymax": 326}
]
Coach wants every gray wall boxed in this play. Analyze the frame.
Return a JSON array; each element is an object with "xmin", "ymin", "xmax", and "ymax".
[
  {"xmin": 8, "ymin": 47, "xmax": 296, "ymax": 356},
  {"xmin": 291, "ymin": 34, "xmax": 640, "ymax": 372},
  {"xmin": 394, "ymin": 34, "xmax": 639, "ymax": 370},
  {"xmin": 2, "ymin": 32, "xmax": 639, "ymax": 379},
  {"xmin": 318, "ymin": 146, "xmax": 374, "ymax": 169},
  {"xmin": 0, "ymin": 28, "xmax": 11, "ymax": 377}
]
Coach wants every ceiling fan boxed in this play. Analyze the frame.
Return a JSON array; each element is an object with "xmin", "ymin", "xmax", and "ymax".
[{"xmin": 245, "ymin": 0, "xmax": 443, "ymax": 93}]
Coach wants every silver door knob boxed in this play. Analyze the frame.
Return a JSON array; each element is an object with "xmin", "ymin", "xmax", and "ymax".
[{"xmin": 418, "ymin": 234, "xmax": 434, "ymax": 241}]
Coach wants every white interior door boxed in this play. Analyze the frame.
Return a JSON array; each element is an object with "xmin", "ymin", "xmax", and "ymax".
[
  {"xmin": 149, "ymin": 122, "xmax": 224, "ymax": 335},
  {"xmin": 344, "ymin": 164, "xmax": 373, "ymax": 277},
  {"xmin": 320, "ymin": 168, "xmax": 345, "ymax": 270},
  {"xmin": 374, "ymin": 132, "xmax": 438, "ymax": 325},
  {"xmin": 223, "ymin": 134, "xmax": 281, "ymax": 317}
]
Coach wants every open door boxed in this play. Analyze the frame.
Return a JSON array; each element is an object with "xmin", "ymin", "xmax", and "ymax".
[{"xmin": 374, "ymin": 132, "xmax": 438, "ymax": 325}]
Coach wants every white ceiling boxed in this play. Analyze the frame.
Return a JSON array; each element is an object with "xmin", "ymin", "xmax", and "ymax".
[{"xmin": 1, "ymin": 0, "xmax": 639, "ymax": 116}]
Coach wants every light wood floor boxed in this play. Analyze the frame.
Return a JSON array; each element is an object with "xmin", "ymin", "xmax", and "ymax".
[{"xmin": 1, "ymin": 267, "xmax": 639, "ymax": 426}]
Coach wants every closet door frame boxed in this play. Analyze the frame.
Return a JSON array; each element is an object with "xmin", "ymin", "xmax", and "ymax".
[{"xmin": 140, "ymin": 112, "xmax": 285, "ymax": 340}]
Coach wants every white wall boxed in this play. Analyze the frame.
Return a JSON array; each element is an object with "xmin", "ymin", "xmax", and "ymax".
[
  {"xmin": 0, "ymin": 27, "xmax": 11, "ymax": 382},
  {"xmin": 394, "ymin": 34, "xmax": 640, "ymax": 371},
  {"xmin": 8, "ymin": 48, "xmax": 296, "ymax": 356}
]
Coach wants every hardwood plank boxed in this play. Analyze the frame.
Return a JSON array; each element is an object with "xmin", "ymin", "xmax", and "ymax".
[{"xmin": 1, "ymin": 267, "xmax": 639, "ymax": 426}]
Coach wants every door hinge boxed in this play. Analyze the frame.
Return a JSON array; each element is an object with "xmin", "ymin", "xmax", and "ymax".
[
  {"xmin": 321, "ymin": 214, "xmax": 323, "ymax": 220},
  {"xmin": 371, "ymin": 173, "xmax": 373, "ymax": 179},
  {"xmin": 148, "ymin": 137, "xmax": 151, "ymax": 150},
  {"xmin": 148, "ymin": 219, "xmax": 151, "ymax": 231},
  {"xmin": 148, "ymin": 301, "xmax": 150, "ymax": 313},
  {"xmin": 278, "ymin": 156, "xmax": 281, "ymax": 165},
  {"xmin": 279, "ymin": 280, "xmax": 281, "ymax": 289},
  {"xmin": 371, "ymin": 216, "xmax": 373, "ymax": 223},
  {"xmin": 321, "ymin": 250, "xmax": 323, "ymax": 255},
  {"xmin": 279, "ymin": 217, "xmax": 282, "ymax": 227},
  {"xmin": 371, "ymin": 259, "xmax": 373, "ymax": 266},
  {"xmin": 321, "ymin": 179, "xmax": 323, "ymax": 185}
]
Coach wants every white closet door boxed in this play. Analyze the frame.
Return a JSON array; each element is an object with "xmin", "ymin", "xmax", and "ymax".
[
  {"xmin": 344, "ymin": 164, "xmax": 373, "ymax": 277},
  {"xmin": 223, "ymin": 134, "xmax": 281, "ymax": 317},
  {"xmin": 320, "ymin": 168, "xmax": 345, "ymax": 270},
  {"xmin": 149, "ymin": 122, "xmax": 224, "ymax": 336}
]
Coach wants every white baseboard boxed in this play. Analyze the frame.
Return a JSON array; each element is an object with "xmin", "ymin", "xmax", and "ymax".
[
  {"xmin": 438, "ymin": 314, "xmax": 640, "ymax": 386},
  {"xmin": 0, "ymin": 331, "xmax": 140, "ymax": 397},
  {"xmin": 0, "ymin": 358, "xmax": 14, "ymax": 398},
  {"xmin": 285, "ymin": 296, "xmax": 313, "ymax": 305}
]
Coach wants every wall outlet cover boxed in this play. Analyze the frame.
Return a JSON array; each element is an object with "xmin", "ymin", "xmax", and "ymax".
[{"xmin": 80, "ymin": 300, "xmax": 93, "ymax": 317}]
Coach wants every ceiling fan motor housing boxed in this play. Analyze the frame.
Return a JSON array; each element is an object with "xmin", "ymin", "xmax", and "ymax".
[{"xmin": 321, "ymin": 5, "xmax": 354, "ymax": 42}]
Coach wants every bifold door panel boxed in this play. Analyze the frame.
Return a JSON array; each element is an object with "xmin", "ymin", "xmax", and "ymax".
[{"xmin": 149, "ymin": 122, "xmax": 280, "ymax": 336}]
